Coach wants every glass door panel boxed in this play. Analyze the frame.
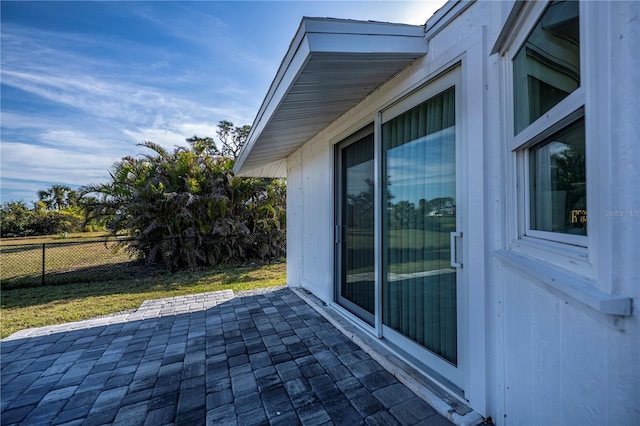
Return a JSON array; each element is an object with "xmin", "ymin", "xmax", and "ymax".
[
  {"xmin": 382, "ymin": 87, "xmax": 458, "ymax": 365},
  {"xmin": 337, "ymin": 132, "xmax": 375, "ymax": 325}
]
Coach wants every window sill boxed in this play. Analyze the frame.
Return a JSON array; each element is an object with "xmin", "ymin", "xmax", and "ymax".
[{"xmin": 495, "ymin": 250, "xmax": 633, "ymax": 317}]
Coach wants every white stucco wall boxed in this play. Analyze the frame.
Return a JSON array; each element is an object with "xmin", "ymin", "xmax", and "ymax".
[
  {"xmin": 498, "ymin": 265, "xmax": 638, "ymax": 424},
  {"xmin": 286, "ymin": 127, "xmax": 334, "ymax": 301},
  {"xmin": 284, "ymin": 1, "xmax": 639, "ymax": 424}
]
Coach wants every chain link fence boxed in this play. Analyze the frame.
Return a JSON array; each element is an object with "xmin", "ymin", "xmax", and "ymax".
[
  {"xmin": 1, "ymin": 234, "xmax": 286, "ymax": 290},
  {"xmin": 0, "ymin": 239, "xmax": 149, "ymax": 289}
]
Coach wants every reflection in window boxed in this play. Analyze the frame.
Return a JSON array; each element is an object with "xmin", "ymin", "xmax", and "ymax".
[
  {"xmin": 529, "ymin": 118, "xmax": 586, "ymax": 236},
  {"xmin": 382, "ymin": 87, "xmax": 458, "ymax": 364},
  {"xmin": 341, "ymin": 134, "xmax": 375, "ymax": 318},
  {"xmin": 514, "ymin": 0, "xmax": 580, "ymax": 134}
]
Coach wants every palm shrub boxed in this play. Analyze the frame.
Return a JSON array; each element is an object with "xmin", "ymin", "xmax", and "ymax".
[{"xmin": 82, "ymin": 133, "xmax": 285, "ymax": 270}]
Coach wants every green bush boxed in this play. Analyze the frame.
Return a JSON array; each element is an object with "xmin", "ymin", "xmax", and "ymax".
[
  {"xmin": 0, "ymin": 202, "xmax": 85, "ymax": 237},
  {"xmin": 83, "ymin": 130, "xmax": 286, "ymax": 270}
]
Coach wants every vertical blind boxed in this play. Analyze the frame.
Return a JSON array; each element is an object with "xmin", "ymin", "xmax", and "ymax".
[{"xmin": 382, "ymin": 87, "xmax": 458, "ymax": 364}]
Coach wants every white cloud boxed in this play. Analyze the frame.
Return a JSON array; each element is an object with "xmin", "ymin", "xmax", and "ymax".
[
  {"xmin": 39, "ymin": 130, "xmax": 110, "ymax": 152},
  {"xmin": 1, "ymin": 142, "xmax": 117, "ymax": 187},
  {"xmin": 122, "ymin": 128, "xmax": 188, "ymax": 151},
  {"xmin": 0, "ymin": 22, "xmax": 259, "ymax": 204},
  {"xmin": 2, "ymin": 68, "xmax": 195, "ymax": 126},
  {"xmin": 1, "ymin": 180, "xmax": 52, "ymax": 205},
  {"xmin": 123, "ymin": 121, "xmax": 227, "ymax": 152},
  {"xmin": 178, "ymin": 122, "xmax": 220, "ymax": 139},
  {"xmin": 0, "ymin": 111, "xmax": 135, "ymax": 157},
  {"xmin": 1, "ymin": 22, "xmax": 259, "ymax": 125}
]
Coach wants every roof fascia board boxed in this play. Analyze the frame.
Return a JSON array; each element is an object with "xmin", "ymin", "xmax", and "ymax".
[
  {"xmin": 303, "ymin": 17, "xmax": 425, "ymax": 37},
  {"xmin": 424, "ymin": 0, "xmax": 475, "ymax": 42},
  {"xmin": 306, "ymin": 32, "xmax": 427, "ymax": 55}
]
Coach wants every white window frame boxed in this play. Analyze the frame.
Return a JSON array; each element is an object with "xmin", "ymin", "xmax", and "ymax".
[
  {"xmin": 505, "ymin": 0, "xmax": 592, "ymax": 274},
  {"xmin": 494, "ymin": 0, "xmax": 633, "ymax": 319},
  {"xmin": 521, "ymin": 109, "xmax": 586, "ymax": 247}
]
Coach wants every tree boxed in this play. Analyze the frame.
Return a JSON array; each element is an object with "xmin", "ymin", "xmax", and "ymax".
[
  {"xmin": 82, "ymin": 122, "xmax": 286, "ymax": 270},
  {"xmin": 0, "ymin": 200, "xmax": 85, "ymax": 237},
  {"xmin": 0, "ymin": 201, "xmax": 34, "ymax": 237},
  {"xmin": 216, "ymin": 120, "xmax": 251, "ymax": 159},
  {"xmin": 37, "ymin": 185, "xmax": 77, "ymax": 210},
  {"xmin": 347, "ymin": 178, "xmax": 375, "ymax": 229}
]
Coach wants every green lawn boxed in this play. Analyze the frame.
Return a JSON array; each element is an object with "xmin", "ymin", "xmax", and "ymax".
[
  {"xmin": 0, "ymin": 262, "xmax": 286, "ymax": 339},
  {"xmin": 1, "ymin": 240, "xmax": 134, "ymax": 288},
  {"xmin": 1, "ymin": 232, "xmax": 136, "ymax": 289},
  {"xmin": 0, "ymin": 231, "xmax": 117, "ymax": 246}
]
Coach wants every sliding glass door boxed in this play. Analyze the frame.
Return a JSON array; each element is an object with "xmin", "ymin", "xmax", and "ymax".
[
  {"xmin": 335, "ymin": 71, "xmax": 463, "ymax": 388},
  {"xmin": 381, "ymin": 86, "xmax": 460, "ymax": 376},
  {"xmin": 335, "ymin": 129, "xmax": 375, "ymax": 325}
]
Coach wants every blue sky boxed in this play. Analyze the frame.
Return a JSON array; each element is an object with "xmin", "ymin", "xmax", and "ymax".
[{"xmin": 1, "ymin": 0, "xmax": 446, "ymax": 204}]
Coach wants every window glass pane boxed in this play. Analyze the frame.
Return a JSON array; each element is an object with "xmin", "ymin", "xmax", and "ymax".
[
  {"xmin": 382, "ymin": 87, "xmax": 458, "ymax": 364},
  {"xmin": 514, "ymin": 1, "xmax": 580, "ymax": 134},
  {"xmin": 341, "ymin": 134, "xmax": 375, "ymax": 321},
  {"xmin": 529, "ymin": 118, "xmax": 586, "ymax": 236}
]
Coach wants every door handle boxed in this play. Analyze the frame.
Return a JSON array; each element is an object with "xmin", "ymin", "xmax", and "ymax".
[
  {"xmin": 335, "ymin": 225, "xmax": 341, "ymax": 244},
  {"xmin": 450, "ymin": 231, "xmax": 462, "ymax": 268}
]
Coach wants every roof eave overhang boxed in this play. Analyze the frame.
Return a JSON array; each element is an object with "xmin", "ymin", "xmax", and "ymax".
[{"xmin": 234, "ymin": 17, "xmax": 427, "ymax": 177}]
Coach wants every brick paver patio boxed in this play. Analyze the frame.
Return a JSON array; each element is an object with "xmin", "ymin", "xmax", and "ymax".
[{"xmin": 1, "ymin": 288, "xmax": 453, "ymax": 425}]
